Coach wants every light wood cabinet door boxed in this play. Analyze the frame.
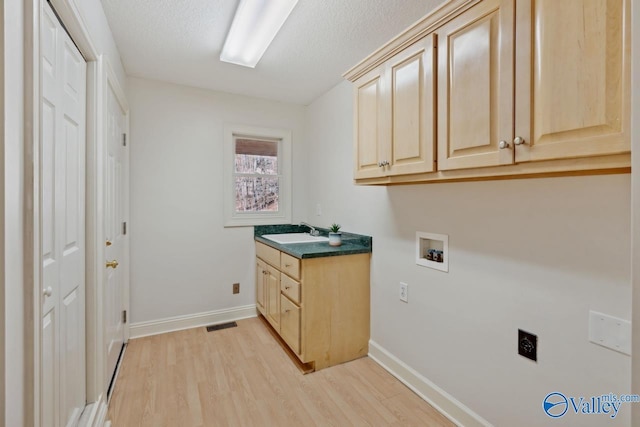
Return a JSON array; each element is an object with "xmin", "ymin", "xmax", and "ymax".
[
  {"xmin": 388, "ymin": 34, "xmax": 437, "ymax": 176},
  {"xmin": 514, "ymin": 0, "xmax": 630, "ymax": 162},
  {"xmin": 353, "ymin": 65, "xmax": 390, "ymax": 179},
  {"xmin": 280, "ymin": 295, "xmax": 301, "ymax": 355},
  {"xmin": 265, "ymin": 265, "xmax": 281, "ymax": 330},
  {"xmin": 437, "ymin": 0, "xmax": 515, "ymax": 170},
  {"xmin": 256, "ymin": 259, "xmax": 266, "ymax": 315}
]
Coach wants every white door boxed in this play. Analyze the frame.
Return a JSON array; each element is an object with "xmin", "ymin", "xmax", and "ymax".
[
  {"xmin": 105, "ymin": 79, "xmax": 127, "ymax": 390},
  {"xmin": 41, "ymin": 2, "xmax": 87, "ymax": 426}
]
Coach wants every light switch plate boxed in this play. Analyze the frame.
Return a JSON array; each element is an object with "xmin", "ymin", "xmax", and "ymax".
[{"xmin": 588, "ymin": 311, "xmax": 631, "ymax": 355}]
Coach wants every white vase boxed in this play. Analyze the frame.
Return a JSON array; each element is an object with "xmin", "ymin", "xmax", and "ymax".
[{"xmin": 329, "ymin": 232, "xmax": 342, "ymax": 246}]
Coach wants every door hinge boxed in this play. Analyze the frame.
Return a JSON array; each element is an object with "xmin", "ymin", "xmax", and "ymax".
[
  {"xmin": 122, "ymin": 221, "xmax": 127, "ymax": 235},
  {"xmin": 122, "ymin": 310, "xmax": 127, "ymax": 323},
  {"xmin": 122, "ymin": 133, "xmax": 127, "ymax": 147}
]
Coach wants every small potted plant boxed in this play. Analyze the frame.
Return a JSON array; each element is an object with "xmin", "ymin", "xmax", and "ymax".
[{"xmin": 329, "ymin": 223, "xmax": 342, "ymax": 247}]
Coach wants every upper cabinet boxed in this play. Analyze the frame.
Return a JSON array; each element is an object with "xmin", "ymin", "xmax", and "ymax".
[
  {"xmin": 513, "ymin": 0, "xmax": 629, "ymax": 163},
  {"xmin": 345, "ymin": 0, "xmax": 630, "ymax": 184},
  {"xmin": 437, "ymin": 0, "xmax": 514, "ymax": 170},
  {"xmin": 353, "ymin": 64, "xmax": 387, "ymax": 180},
  {"xmin": 354, "ymin": 34, "xmax": 437, "ymax": 179}
]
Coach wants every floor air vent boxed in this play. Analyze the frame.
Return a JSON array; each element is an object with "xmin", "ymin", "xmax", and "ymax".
[{"xmin": 206, "ymin": 321, "xmax": 238, "ymax": 332}]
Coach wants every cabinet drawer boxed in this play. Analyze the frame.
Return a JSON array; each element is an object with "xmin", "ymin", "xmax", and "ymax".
[
  {"xmin": 280, "ymin": 295, "xmax": 301, "ymax": 355},
  {"xmin": 281, "ymin": 274, "xmax": 301, "ymax": 304},
  {"xmin": 256, "ymin": 242, "xmax": 280, "ymax": 268},
  {"xmin": 280, "ymin": 253, "xmax": 300, "ymax": 280}
]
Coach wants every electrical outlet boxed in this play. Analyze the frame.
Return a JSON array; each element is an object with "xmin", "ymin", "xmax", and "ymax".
[
  {"xmin": 233, "ymin": 283, "xmax": 240, "ymax": 294},
  {"xmin": 518, "ymin": 329, "xmax": 537, "ymax": 362},
  {"xmin": 399, "ymin": 282, "xmax": 408, "ymax": 303}
]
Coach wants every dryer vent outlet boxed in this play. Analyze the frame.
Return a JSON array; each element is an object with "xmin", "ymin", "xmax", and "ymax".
[{"xmin": 518, "ymin": 329, "xmax": 537, "ymax": 362}]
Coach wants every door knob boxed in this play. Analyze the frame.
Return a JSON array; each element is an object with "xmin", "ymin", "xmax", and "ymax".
[
  {"xmin": 106, "ymin": 240, "xmax": 112, "ymax": 247},
  {"xmin": 498, "ymin": 140, "xmax": 510, "ymax": 149},
  {"xmin": 43, "ymin": 287, "xmax": 53, "ymax": 297},
  {"xmin": 513, "ymin": 136, "xmax": 525, "ymax": 145},
  {"xmin": 106, "ymin": 260, "xmax": 119, "ymax": 269}
]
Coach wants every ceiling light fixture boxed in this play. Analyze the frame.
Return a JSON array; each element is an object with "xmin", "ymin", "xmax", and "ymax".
[{"xmin": 220, "ymin": 0, "xmax": 299, "ymax": 68}]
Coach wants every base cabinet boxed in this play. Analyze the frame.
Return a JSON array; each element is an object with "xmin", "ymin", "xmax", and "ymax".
[{"xmin": 256, "ymin": 242, "xmax": 370, "ymax": 371}]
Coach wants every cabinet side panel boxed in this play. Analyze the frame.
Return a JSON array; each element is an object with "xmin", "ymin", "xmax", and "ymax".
[
  {"xmin": 300, "ymin": 259, "xmax": 332, "ymax": 365},
  {"xmin": 327, "ymin": 254, "xmax": 371, "ymax": 366},
  {"xmin": 302, "ymin": 254, "xmax": 370, "ymax": 370}
]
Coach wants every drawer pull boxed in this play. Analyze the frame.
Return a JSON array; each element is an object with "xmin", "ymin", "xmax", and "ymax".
[
  {"xmin": 285, "ymin": 263, "xmax": 291, "ymax": 267},
  {"xmin": 285, "ymin": 309, "xmax": 290, "ymax": 313},
  {"xmin": 285, "ymin": 286, "xmax": 290, "ymax": 290}
]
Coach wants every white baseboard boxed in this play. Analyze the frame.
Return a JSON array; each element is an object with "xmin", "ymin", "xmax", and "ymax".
[
  {"xmin": 78, "ymin": 393, "xmax": 108, "ymax": 427},
  {"xmin": 368, "ymin": 340, "xmax": 492, "ymax": 427},
  {"xmin": 129, "ymin": 304, "xmax": 258, "ymax": 339},
  {"xmin": 94, "ymin": 399, "xmax": 109, "ymax": 427}
]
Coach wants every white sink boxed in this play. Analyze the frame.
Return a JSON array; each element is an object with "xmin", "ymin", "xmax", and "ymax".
[{"xmin": 262, "ymin": 233, "xmax": 329, "ymax": 244}]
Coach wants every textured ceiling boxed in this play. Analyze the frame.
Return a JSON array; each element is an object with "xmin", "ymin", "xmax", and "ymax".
[{"xmin": 100, "ymin": 0, "xmax": 445, "ymax": 105}]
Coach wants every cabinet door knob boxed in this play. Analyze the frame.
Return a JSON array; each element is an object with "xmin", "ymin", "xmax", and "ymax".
[
  {"xmin": 106, "ymin": 260, "xmax": 119, "ymax": 269},
  {"xmin": 513, "ymin": 136, "xmax": 525, "ymax": 146},
  {"xmin": 43, "ymin": 287, "xmax": 53, "ymax": 297},
  {"xmin": 498, "ymin": 140, "xmax": 510, "ymax": 149}
]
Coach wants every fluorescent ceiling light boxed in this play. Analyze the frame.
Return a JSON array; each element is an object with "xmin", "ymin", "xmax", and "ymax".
[{"xmin": 220, "ymin": 0, "xmax": 299, "ymax": 68}]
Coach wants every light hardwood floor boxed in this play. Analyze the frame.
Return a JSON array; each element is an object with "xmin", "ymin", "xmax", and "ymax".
[{"xmin": 107, "ymin": 317, "xmax": 454, "ymax": 426}]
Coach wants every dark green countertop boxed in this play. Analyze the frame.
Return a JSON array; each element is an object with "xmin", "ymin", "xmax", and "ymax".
[{"xmin": 254, "ymin": 224, "xmax": 372, "ymax": 259}]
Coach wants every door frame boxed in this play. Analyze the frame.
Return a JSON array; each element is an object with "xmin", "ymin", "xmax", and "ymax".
[
  {"xmin": 101, "ymin": 55, "xmax": 131, "ymax": 389},
  {"xmin": 24, "ymin": 0, "xmax": 129, "ymax": 425}
]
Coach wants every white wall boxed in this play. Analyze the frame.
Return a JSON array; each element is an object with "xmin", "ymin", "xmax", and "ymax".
[
  {"xmin": 4, "ymin": 0, "xmax": 25, "ymax": 425},
  {"xmin": 127, "ymin": 77, "xmax": 306, "ymax": 324},
  {"xmin": 304, "ymin": 81, "xmax": 632, "ymax": 426}
]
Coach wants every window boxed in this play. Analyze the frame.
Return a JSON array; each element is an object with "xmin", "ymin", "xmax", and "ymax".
[{"xmin": 223, "ymin": 124, "xmax": 292, "ymax": 227}]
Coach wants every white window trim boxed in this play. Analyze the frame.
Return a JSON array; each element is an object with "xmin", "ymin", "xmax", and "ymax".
[{"xmin": 223, "ymin": 124, "xmax": 292, "ymax": 227}]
